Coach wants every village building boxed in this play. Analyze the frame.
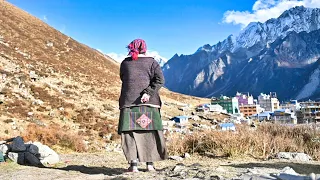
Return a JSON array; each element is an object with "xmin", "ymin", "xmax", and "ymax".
[
  {"xmin": 235, "ymin": 92, "xmax": 254, "ymax": 105},
  {"xmin": 196, "ymin": 104, "xmax": 209, "ymax": 112},
  {"xmin": 211, "ymin": 96, "xmax": 239, "ymax": 114},
  {"xmin": 300, "ymin": 101, "xmax": 320, "ymax": 107},
  {"xmin": 258, "ymin": 92, "xmax": 279, "ymax": 112},
  {"xmin": 280, "ymin": 100, "xmax": 301, "ymax": 113},
  {"xmin": 239, "ymin": 104, "xmax": 264, "ymax": 117},
  {"xmin": 315, "ymin": 111, "xmax": 320, "ymax": 123},
  {"xmin": 196, "ymin": 104, "xmax": 227, "ymax": 113},
  {"xmin": 171, "ymin": 115, "xmax": 189, "ymax": 124},
  {"xmin": 235, "ymin": 92, "xmax": 263, "ymax": 117},
  {"xmin": 271, "ymin": 109, "xmax": 297, "ymax": 124},
  {"xmin": 208, "ymin": 104, "xmax": 226, "ymax": 113},
  {"xmin": 230, "ymin": 113, "xmax": 248, "ymax": 124},
  {"xmin": 300, "ymin": 101, "xmax": 320, "ymax": 123},
  {"xmin": 251, "ymin": 111, "xmax": 272, "ymax": 121},
  {"xmin": 219, "ymin": 123, "xmax": 236, "ymax": 131},
  {"xmin": 295, "ymin": 110, "xmax": 305, "ymax": 124}
]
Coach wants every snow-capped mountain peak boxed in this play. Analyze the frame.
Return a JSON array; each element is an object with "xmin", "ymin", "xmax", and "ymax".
[
  {"xmin": 146, "ymin": 50, "xmax": 168, "ymax": 67},
  {"xmin": 232, "ymin": 6, "xmax": 320, "ymax": 52}
]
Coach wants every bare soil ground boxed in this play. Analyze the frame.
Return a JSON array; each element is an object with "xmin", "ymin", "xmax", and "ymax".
[{"xmin": 1, "ymin": 152, "xmax": 320, "ymax": 180}]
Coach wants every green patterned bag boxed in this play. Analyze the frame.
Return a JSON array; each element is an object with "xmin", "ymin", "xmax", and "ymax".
[{"xmin": 118, "ymin": 106, "xmax": 163, "ymax": 134}]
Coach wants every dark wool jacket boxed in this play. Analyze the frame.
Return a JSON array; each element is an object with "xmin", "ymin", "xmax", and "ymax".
[{"xmin": 119, "ymin": 56, "xmax": 164, "ymax": 109}]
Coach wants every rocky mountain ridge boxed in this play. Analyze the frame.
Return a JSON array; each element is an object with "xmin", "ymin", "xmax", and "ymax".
[{"xmin": 163, "ymin": 6, "xmax": 320, "ymax": 101}]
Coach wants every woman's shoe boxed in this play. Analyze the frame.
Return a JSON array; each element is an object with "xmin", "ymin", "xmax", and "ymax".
[
  {"xmin": 146, "ymin": 162, "xmax": 156, "ymax": 172},
  {"xmin": 146, "ymin": 165, "xmax": 156, "ymax": 172},
  {"xmin": 127, "ymin": 166, "xmax": 139, "ymax": 172}
]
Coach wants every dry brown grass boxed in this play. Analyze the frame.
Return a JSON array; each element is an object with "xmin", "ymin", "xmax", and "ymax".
[
  {"xmin": 167, "ymin": 123, "xmax": 320, "ymax": 160},
  {"xmin": 73, "ymin": 108, "xmax": 119, "ymax": 142},
  {"xmin": 30, "ymin": 85, "xmax": 75, "ymax": 109},
  {"xmin": 5, "ymin": 99, "xmax": 31, "ymax": 117},
  {"xmin": 22, "ymin": 123, "xmax": 86, "ymax": 152}
]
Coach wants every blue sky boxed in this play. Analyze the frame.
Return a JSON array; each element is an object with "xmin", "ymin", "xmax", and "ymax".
[{"xmin": 7, "ymin": 0, "xmax": 317, "ymax": 61}]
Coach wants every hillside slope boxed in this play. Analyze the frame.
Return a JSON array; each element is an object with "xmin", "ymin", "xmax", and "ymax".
[{"xmin": 0, "ymin": 1, "xmax": 207, "ymax": 151}]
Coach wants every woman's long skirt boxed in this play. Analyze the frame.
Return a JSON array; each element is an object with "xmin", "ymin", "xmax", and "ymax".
[
  {"xmin": 121, "ymin": 130, "xmax": 168, "ymax": 162},
  {"xmin": 119, "ymin": 106, "xmax": 168, "ymax": 162}
]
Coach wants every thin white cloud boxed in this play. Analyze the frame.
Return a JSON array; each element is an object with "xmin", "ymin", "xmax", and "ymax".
[
  {"xmin": 223, "ymin": 0, "xmax": 320, "ymax": 28},
  {"xmin": 106, "ymin": 52, "xmax": 127, "ymax": 63},
  {"xmin": 43, "ymin": 15, "xmax": 48, "ymax": 22}
]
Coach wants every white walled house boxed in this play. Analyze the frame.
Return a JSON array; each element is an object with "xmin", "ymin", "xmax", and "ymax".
[{"xmin": 258, "ymin": 93, "xmax": 279, "ymax": 112}]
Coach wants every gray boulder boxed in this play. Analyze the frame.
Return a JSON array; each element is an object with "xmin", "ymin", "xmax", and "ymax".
[
  {"xmin": 276, "ymin": 166, "xmax": 304, "ymax": 180},
  {"xmin": 277, "ymin": 152, "xmax": 292, "ymax": 159},
  {"xmin": 33, "ymin": 142, "xmax": 59, "ymax": 165},
  {"xmin": 239, "ymin": 174, "xmax": 277, "ymax": 180},
  {"xmin": 277, "ymin": 152, "xmax": 312, "ymax": 162},
  {"xmin": 280, "ymin": 166, "xmax": 299, "ymax": 175},
  {"xmin": 277, "ymin": 174, "xmax": 305, "ymax": 180},
  {"xmin": 294, "ymin": 153, "xmax": 312, "ymax": 162}
]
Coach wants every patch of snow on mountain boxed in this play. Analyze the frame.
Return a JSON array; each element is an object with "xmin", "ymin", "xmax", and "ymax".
[
  {"xmin": 296, "ymin": 68, "xmax": 320, "ymax": 100},
  {"xmin": 227, "ymin": 54, "xmax": 231, "ymax": 65},
  {"xmin": 146, "ymin": 50, "xmax": 168, "ymax": 67},
  {"xmin": 194, "ymin": 70, "xmax": 205, "ymax": 88},
  {"xmin": 213, "ymin": 58, "xmax": 226, "ymax": 81},
  {"xmin": 163, "ymin": 64, "xmax": 170, "ymax": 70},
  {"xmin": 302, "ymin": 56, "xmax": 320, "ymax": 65},
  {"xmin": 231, "ymin": 7, "xmax": 320, "ymax": 51}
]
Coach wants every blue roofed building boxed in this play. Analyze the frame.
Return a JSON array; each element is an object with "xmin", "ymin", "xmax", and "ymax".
[
  {"xmin": 251, "ymin": 111, "xmax": 272, "ymax": 121},
  {"xmin": 172, "ymin": 116, "xmax": 189, "ymax": 124},
  {"xmin": 271, "ymin": 109, "xmax": 297, "ymax": 124},
  {"xmin": 219, "ymin": 123, "xmax": 236, "ymax": 131}
]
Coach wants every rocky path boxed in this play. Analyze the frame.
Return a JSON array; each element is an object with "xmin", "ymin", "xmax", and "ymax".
[{"xmin": 1, "ymin": 152, "xmax": 320, "ymax": 180}]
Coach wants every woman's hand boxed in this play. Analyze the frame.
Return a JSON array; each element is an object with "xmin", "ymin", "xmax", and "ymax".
[{"xmin": 141, "ymin": 93, "xmax": 150, "ymax": 103}]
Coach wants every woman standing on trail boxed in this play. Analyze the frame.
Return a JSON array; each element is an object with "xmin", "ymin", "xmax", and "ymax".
[{"xmin": 118, "ymin": 39, "xmax": 168, "ymax": 172}]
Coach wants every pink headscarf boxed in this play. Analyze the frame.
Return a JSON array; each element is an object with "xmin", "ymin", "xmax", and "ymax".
[{"xmin": 127, "ymin": 39, "xmax": 147, "ymax": 60}]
